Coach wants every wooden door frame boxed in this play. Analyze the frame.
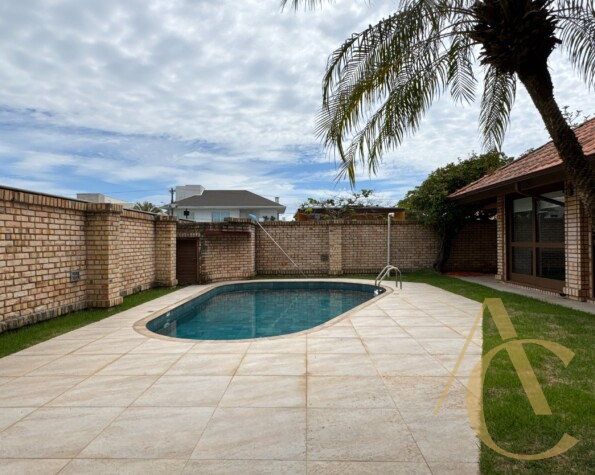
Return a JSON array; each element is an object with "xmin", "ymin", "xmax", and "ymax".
[
  {"xmin": 506, "ymin": 192, "xmax": 565, "ymax": 292},
  {"xmin": 176, "ymin": 238, "xmax": 199, "ymax": 285}
]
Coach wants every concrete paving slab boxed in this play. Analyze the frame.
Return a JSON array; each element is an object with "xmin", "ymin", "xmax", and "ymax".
[{"xmin": 0, "ymin": 280, "xmax": 483, "ymax": 472}]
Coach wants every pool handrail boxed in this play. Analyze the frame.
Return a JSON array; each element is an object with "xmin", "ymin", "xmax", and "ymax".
[{"xmin": 375, "ymin": 264, "xmax": 402, "ymax": 290}]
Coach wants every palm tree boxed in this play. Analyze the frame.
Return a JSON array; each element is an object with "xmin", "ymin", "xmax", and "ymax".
[
  {"xmin": 133, "ymin": 201, "xmax": 164, "ymax": 214},
  {"xmin": 282, "ymin": 0, "xmax": 595, "ymax": 216}
]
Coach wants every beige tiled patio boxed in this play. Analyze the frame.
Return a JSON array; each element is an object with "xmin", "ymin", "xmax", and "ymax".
[{"xmin": 0, "ymin": 281, "xmax": 482, "ymax": 475}]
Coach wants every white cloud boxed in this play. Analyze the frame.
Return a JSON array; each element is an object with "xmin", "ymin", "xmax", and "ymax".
[{"xmin": 0, "ymin": 0, "xmax": 593, "ymax": 215}]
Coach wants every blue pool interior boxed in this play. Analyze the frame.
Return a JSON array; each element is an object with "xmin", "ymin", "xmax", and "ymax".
[{"xmin": 147, "ymin": 281, "xmax": 384, "ymax": 340}]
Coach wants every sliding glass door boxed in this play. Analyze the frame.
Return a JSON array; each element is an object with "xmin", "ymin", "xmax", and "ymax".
[{"xmin": 509, "ymin": 191, "xmax": 565, "ymax": 291}]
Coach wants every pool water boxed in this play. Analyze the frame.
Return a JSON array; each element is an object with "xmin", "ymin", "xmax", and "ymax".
[{"xmin": 146, "ymin": 281, "xmax": 381, "ymax": 340}]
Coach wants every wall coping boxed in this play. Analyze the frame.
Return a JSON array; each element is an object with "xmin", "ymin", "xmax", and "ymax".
[
  {"xmin": 258, "ymin": 220, "xmax": 425, "ymax": 226},
  {"xmin": 0, "ymin": 185, "xmax": 172, "ymax": 222}
]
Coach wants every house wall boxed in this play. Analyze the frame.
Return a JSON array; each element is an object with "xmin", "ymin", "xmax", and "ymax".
[
  {"xmin": 174, "ymin": 208, "xmax": 241, "ymax": 222},
  {"xmin": 0, "ymin": 187, "xmax": 177, "ymax": 333},
  {"xmin": 563, "ymin": 192, "xmax": 593, "ymax": 299},
  {"xmin": 495, "ymin": 194, "xmax": 507, "ymax": 282},
  {"xmin": 175, "ymin": 208, "xmax": 281, "ymax": 222}
]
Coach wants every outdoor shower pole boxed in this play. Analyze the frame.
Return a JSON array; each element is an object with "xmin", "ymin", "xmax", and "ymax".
[{"xmin": 387, "ymin": 212, "xmax": 395, "ymax": 266}]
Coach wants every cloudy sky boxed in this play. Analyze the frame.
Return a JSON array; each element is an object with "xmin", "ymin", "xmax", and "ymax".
[{"xmin": 1, "ymin": 0, "xmax": 594, "ymax": 217}]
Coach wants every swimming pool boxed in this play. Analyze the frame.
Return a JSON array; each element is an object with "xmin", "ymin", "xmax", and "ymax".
[{"xmin": 145, "ymin": 281, "xmax": 383, "ymax": 340}]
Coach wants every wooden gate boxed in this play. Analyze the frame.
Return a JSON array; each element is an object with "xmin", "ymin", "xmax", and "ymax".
[{"xmin": 176, "ymin": 239, "xmax": 199, "ymax": 284}]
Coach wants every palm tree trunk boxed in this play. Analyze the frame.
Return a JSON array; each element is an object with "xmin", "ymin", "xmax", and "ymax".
[{"xmin": 517, "ymin": 64, "xmax": 595, "ymax": 218}]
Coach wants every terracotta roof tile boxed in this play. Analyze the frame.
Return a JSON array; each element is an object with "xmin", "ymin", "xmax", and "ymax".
[{"xmin": 449, "ymin": 117, "xmax": 595, "ymax": 199}]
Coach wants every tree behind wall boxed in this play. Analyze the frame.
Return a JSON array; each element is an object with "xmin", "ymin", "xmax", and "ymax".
[
  {"xmin": 398, "ymin": 151, "xmax": 512, "ymax": 271},
  {"xmin": 299, "ymin": 189, "xmax": 385, "ymax": 220},
  {"xmin": 133, "ymin": 201, "xmax": 164, "ymax": 214}
]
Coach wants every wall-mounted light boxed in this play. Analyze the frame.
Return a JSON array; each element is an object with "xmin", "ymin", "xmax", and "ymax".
[{"xmin": 183, "ymin": 209, "xmax": 190, "ymax": 218}]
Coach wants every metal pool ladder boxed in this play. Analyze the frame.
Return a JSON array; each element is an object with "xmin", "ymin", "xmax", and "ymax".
[{"xmin": 375, "ymin": 264, "xmax": 402, "ymax": 291}]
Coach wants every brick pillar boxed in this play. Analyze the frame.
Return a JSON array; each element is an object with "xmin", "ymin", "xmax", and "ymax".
[
  {"xmin": 155, "ymin": 215, "xmax": 178, "ymax": 287},
  {"xmin": 563, "ymin": 192, "xmax": 590, "ymax": 300},
  {"xmin": 86, "ymin": 204, "xmax": 123, "ymax": 308},
  {"xmin": 328, "ymin": 224, "xmax": 343, "ymax": 275},
  {"xmin": 496, "ymin": 194, "xmax": 507, "ymax": 281}
]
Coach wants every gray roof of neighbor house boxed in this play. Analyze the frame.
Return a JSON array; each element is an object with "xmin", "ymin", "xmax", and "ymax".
[{"xmin": 175, "ymin": 190, "xmax": 286, "ymax": 211}]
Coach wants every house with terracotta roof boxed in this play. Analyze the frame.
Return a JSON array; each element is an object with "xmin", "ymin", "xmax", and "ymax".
[{"xmin": 449, "ymin": 118, "xmax": 594, "ymax": 302}]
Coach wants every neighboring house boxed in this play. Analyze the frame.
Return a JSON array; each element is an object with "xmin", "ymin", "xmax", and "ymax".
[
  {"xmin": 76, "ymin": 193, "xmax": 133, "ymax": 209},
  {"xmin": 449, "ymin": 118, "xmax": 595, "ymax": 302},
  {"xmin": 171, "ymin": 185, "xmax": 286, "ymax": 222},
  {"xmin": 295, "ymin": 206, "xmax": 405, "ymax": 222}
]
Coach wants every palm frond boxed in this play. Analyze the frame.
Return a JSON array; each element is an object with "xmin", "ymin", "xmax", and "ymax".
[
  {"xmin": 315, "ymin": 2, "xmax": 478, "ymax": 183},
  {"xmin": 280, "ymin": 0, "xmax": 333, "ymax": 11},
  {"xmin": 479, "ymin": 66, "xmax": 516, "ymax": 150},
  {"xmin": 557, "ymin": 0, "xmax": 595, "ymax": 89},
  {"xmin": 316, "ymin": 4, "xmax": 452, "ymax": 183},
  {"xmin": 446, "ymin": 33, "xmax": 477, "ymax": 104}
]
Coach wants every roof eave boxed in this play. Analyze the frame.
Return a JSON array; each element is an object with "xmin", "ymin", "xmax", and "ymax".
[{"xmin": 448, "ymin": 164, "xmax": 565, "ymax": 202}]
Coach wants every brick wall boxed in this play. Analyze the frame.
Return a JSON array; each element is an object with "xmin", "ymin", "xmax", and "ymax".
[
  {"xmin": 155, "ymin": 216, "xmax": 178, "ymax": 287},
  {"xmin": 0, "ymin": 187, "xmax": 177, "ymax": 332},
  {"xmin": 341, "ymin": 223, "xmax": 388, "ymax": 274},
  {"xmin": 1, "ymin": 190, "xmax": 88, "ymax": 330},
  {"xmin": 444, "ymin": 222, "xmax": 497, "ymax": 273},
  {"xmin": 86, "ymin": 204, "xmax": 123, "ymax": 308},
  {"xmin": 564, "ymin": 191, "xmax": 592, "ymax": 299},
  {"xmin": 177, "ymin": 220, "xmax": 256, "ymax": 283},
  {"xmin": 183, "ymin": 220, "xmax": 453, "ymax": 280},
  {"xmin": 255, "ymin": 221, "xmax": 473, "ymax": 275},
  {"xmin": 495, "ymin": 194, "xmax": 507, "ymax": 281},
  {"xmin": 256, "ymin": 222, "xmax": 330, "ymax": 275},
  {"xmin": 2, "ymin": 183, "xmax": 501, "ymax": 332},
  {"xmin": 120, "ymin": 210, "xmax": 157, "ymax": 297},
  {"xmin": 392, "ymin": 223, "xmax": 442, "ymax": 271},
  {"xmin": 201, "ymin": 222, "xmax": 255, "ymax": 283}
]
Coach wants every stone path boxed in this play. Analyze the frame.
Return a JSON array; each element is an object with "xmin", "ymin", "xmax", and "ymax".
[
  {"xmin": 0, "ymin": 281, "xmax": 482, "ymax": 474},
  {"xmin": 458, "ymin": 275, "xmax": 595, "ymax": 315}
]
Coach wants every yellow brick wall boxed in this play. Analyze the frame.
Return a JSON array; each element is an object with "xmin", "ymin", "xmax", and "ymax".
[
  {"xmin": 0, "ymin": 187, "xmax": 177, "ymax": 332},
  {"xmin": 119, "ymin": 211, "xmax": 157, "ymax": 296},
  {"xmin": 1, "ymin": 192, "xmax": 88, "ymax": 330},
  {"xmin": 256, "ymin": 222, "xmax": 330, "ymax": 275}
]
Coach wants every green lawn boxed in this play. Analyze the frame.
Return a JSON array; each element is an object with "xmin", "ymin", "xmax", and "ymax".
[
  {"xmin": 393, "ymin": 271, "xmax": 593, "ymax": 474},
  {"xmin": 0, "ymin": 287, "xmax": 179, "ymax": 358}
]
